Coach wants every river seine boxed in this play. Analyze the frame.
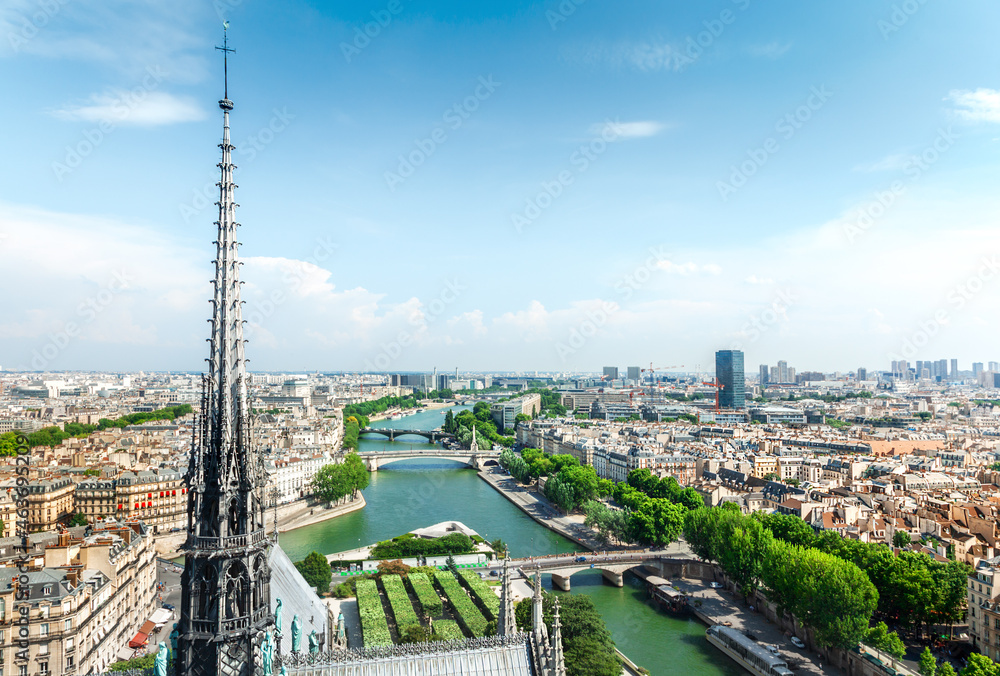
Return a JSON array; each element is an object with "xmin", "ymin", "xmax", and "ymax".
[{"xmin": 279, "ymin": 405, "xmax": 741, "ymax": 676}]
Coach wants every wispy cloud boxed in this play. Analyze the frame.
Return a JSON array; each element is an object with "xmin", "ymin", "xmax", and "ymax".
[
  {"xmin": 656, "ymin": 260, "xmax": 722, "ymax": 276},
  {"xmin": 748, "ymin": 41, "xmax": 792, "ymax": 59},
  {"xmin": 576, "ymin": 40, "xmax": 688, "ymax": 73},
  {"xmin": 947, "ymin": 88, "xmax": 1000, "ymax": 123},
  {"xmin": 853, "ymin": 153, "xmax": 909, "ymax": 173},
  {"xmin": 745, "ymin": 275, "xmax": 774, "ymax": 285},
  {"xmin": 591, "ymin": 120, "xmax": 666, "ymax": 139},
  {"xmin": 50, "ymin": 90, "xmax": 206, "ymax": 126}
]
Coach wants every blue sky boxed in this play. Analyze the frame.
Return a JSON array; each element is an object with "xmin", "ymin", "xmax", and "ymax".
[{"xmin": 1, "ymin": 0, "xmax": 999, "ymax": 373}]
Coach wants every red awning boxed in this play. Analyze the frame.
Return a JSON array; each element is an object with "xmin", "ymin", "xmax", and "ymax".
[
  {"xmin": 128, "ymin": 632, "xmax": 148, "ymax": 648},
  {"xmin": 139, "ymin": 620, "xmax": 156, "ymax": 635}
]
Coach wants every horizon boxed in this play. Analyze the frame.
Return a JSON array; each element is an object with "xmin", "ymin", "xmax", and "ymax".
[{"xmin": 2, "ymin": 1, "xmax": 999, "ymax": 374}]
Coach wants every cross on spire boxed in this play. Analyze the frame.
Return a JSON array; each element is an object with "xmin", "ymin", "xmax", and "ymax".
[{"xmin": 216, "ymin": 22, "xmax": 236, "ymax": 104}]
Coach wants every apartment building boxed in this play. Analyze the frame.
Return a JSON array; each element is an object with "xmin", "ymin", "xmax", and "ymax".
[
  {"xmin": 75, "ymin": 468, "xmax": 186, "ymax": 534},
  {"xmin": 0, "ymin": 522, "xmax": 157, "ymax": 675},
  {"xmin": 18, "ymin": 478, "xmax": 76, "ymax": 533},
  {"xmin": 970, "ymin": 557, "xmax": 1000, "ymax": 652},
  {"xmin": 490, "ymin": 393, "xmax": 542, "ymax": 431},
  {"xmin": 266, "ymin": 452, "xmax": 329, "ymax": 504}
]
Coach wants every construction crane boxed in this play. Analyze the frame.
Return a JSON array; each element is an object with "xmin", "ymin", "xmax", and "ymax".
[
  {"xmin": 642, "ymin": 364, "xmax": 685, "ymax": 387},
  {"xmin": 702, "ymin": 378, "xmax": 722, "ymax": 412}
]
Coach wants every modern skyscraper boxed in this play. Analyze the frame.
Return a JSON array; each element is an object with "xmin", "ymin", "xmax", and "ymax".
[
  {"xmin": 951, "ymin": 359, "xmax": 959, "ymax": 379},
  {"xmin": 974, "ymin": 363, "xmax": 984, "ymax": 377},
  {"xmin": 857, "ymin": 367, "xmax": 867, "ymax": 381},
  {"xmin": 990, "ymin": 362, "xmax": 999, "ymax": 373},
  {"xmin": 759, "ymin": 364, "xmax": 769, "ymax": 385},
  {"xmin": 716, "ymin": 350, "xmax": 745, "ymax": 410},
  {"xmin": 176, "ymin": 30, "xmax": 273, "ymax": 676},
  {"xmin": 626, "ymin": 366, "xmax": 640, "ymax": 382},
  {"xmin": 777, "ymin": 360, "xmax": 788, "ymax": 384},
  {"xmin": 603, "ymin": 366, "xmax": 619, "ymax": 380}
]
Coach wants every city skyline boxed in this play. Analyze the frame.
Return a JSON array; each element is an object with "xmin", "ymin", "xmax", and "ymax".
[{"xmin": 3, "ymin": 1, "xmax": 1000, "ymax": 372}]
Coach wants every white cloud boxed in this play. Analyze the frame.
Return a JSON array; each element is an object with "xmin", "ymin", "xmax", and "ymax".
[
  {"xmin": 591, "ymin": 120, "xmax": 666, "ymax": 140},
  {"xmin": 656, "ymin": 260, "xmax": 722, "ymax": 276},
  {"xmin": 50, "ymin": 90, "xmax": 206, "ymax": 126},
  {"xmin": 745, "ymin": 275, "xmax": 774, "ymax": 285},
  {"xmin": 575, "ymin": 40, "xmax": 687, "ymax": 73},
  {"xmin": 947, "ymin": 88, "xmax": 1000, "ymax": 123}
]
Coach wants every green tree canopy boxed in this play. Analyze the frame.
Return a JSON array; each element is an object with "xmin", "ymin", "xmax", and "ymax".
[{"xmin": 294, "ymin": 551, "xmax": 333, "ymax": 595}]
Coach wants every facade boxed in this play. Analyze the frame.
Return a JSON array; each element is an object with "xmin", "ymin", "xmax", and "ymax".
[
  {"xmin": 969, "ymin": 557, "xmax": 1000, "ymax": 651},
  {"xmin": 603, "ymin": 366, "xmax": 619, "ymax": 381},
  {"xmin": 20, "ymin": 478, "xmax": 75, "ymax": 532},
  {"xmin": 716, "ymin": 350, "xmax": 746, "ymax": 410},
  {"xmin": 626, "ymin": 366, "xmax": 640, "ymax": 382},
  {"xmin": 266, "ymin": 453, "xmax": 328, "ymax": 504},
  {"xmin": 175, "ymin": 40, "xmax": 274, "ymax": 676},
  {"xmin": 75, "ymin": 468, "xmax": 187, "ymax": 533},
  {"xmin": 490, "ymin": 393, "xmax": 542, "ymax": 431},
  {"xmin": 0, "ymin": 522, "xmax": 157, "ymax": 675}
]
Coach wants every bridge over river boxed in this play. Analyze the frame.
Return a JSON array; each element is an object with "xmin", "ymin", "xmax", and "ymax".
[
  {"xmin": 480, "ymin": 550, "xmax": 696, "ymax": 591},
  {"xmin": 358, "ymin": 448, "xmax": 499, "ymax": 471},
  {"xmin": 359, "ymin": 427, "xmax": 456, "ymax": 443}
]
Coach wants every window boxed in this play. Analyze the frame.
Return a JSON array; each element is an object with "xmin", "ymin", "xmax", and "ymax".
[
  {"xmin": 39, "ymin": 607, "xmax": 48, "ymax": 619},
  {"xmin": 37, "ymin": 644, "xmax": 47, "ymax": 655},
  {"xmin": 65, "ymin": 638, "xmax": 73, "ymax": 650},
  {"xmin": 64, "ymin": 620, "xmax": 71, "ymax": 632},
  {"xmin": 39, "ymin": 624, "xmax": 48, "ymax": 637},
  {"xmin": 38, "ymin": 663, "xmax": 47, "ymax": 674}
]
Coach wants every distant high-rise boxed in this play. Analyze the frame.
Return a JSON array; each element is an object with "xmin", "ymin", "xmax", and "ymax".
[
  {"xmin": 626, "ymin": 366, "xmax": 641, "ymax": 382},
  {"xmin": 990, "ymin": 362, "xmax": 999, "ymax": 373},
  {"xmin": 857, "ymin": 367, "xmax": 867, "ymax": 382},
  {"xmin": 770, "ymin": 366, "xmax": 779, "ymax": 383},
  {"xmin": 777, "ymin": 360, "xmax": 788, "ymax": 384},
  {"xmin": 974, "ymin": 363, "xmax": 984, "ymax": 377},
  {"xmin": 716, "ymin": 350, "xmax": 745, "ymax": 410},
  {"xmin": 603, "ymin": 366, "xmax": 619, "ymax": 381},
  {"xmin": 951, "ymin": 359, "xmax": 959, "ymax": 379},
  {"xmin": 787, "ymin": 367, "xmax": 796, "ymax": 384},
  {"xmin": 759, "ymin": 364, "xmax": 769, "ymax": 385}
]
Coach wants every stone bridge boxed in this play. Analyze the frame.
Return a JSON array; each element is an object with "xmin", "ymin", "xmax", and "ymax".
[
  {"xmin": 505, "ymin": 552, "xmax": 667, "ymax": 591},
  {"xmin": 359, "ymin": 449, "xmax": 499, "ymax": 471},
  {"xmin": 359, "ymin": 428, "xmax": 456, "ymax": 443}
]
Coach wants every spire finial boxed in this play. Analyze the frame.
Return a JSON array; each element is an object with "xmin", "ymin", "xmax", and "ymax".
[{"xmin": 216, "ymin": 22, "xmax": 236, "ymax": 108}]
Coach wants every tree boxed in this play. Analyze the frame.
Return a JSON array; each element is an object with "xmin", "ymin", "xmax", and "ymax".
[
  {"xmin": 718, "ymin": 516, "xmax": 773, "ymax": 599},
  {"xmin": 68, "ymin": 513, "xmax": 89, "ymax": 527},
  {"xmin": 0, "ymin": 432, "xmax": 22, "ymax": 457},
  {"xmin": 939, "ymin": 664, "xmax": 958, "ymax": 676},
  {"xmin": 919, "ymin": 647, "xmax": 938, "ymax": 676},
  {"xmin": 294, "ymin": 551, "xmax": 333, "ymax": 595},
  {"xmin": 514, "ymin": 592, "xmax": 619, "ymax": 676},
  {"xmin": 109, "ymin": 654, "xmax": 158, "ymax": 672},
  {"xmin": 376, "ymin": 559, "xmax": 411, "ymax": 577},
  {"xmin": 311, "ymin": 463, "xmax": 351, "ymax": 503},
  {"xmin": 864, "ymin": 622, "xmax": 905, "ymax": 665},
  {"xmin": 893, "ymin": 530, "xmax": 912, "ymax": 549},
  {"xmin": 342, "ymin": 452, "xmax": 370, "ymax": 496},
  {"xmin": 490, "ymin": 538, "xmax": 507, "ymax": 556},
  {"xmin": 961, "ymin": 654, "xmax": 999, "ymax": 676}
]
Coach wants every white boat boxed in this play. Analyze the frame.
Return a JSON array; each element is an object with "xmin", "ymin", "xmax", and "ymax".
[{"xmin": 705, "ymin": 625, "xmax": 794, "ymax": 676}]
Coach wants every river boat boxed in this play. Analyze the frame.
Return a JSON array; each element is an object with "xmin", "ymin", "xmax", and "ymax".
[
  {"xmin": 705, "ymin": 625, "xmax": 794, "ymax": 676},
  {"xmin": 645, "ymin": 576, "xmax": 690, "ymax": 615}
]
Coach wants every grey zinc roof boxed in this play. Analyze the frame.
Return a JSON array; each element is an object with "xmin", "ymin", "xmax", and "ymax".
[
  {"xmin": 270, "ymin": 544, "xmax": 329, "ymax": 654},
  {"xmin": 282, "ymin": 636, "xmax": 536, "ymax": 676}
]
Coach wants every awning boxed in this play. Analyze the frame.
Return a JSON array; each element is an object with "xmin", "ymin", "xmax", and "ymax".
[
  {"xmin": 139, "ymin": 620, "xmax": 156, "ymax": 635},
  {"xmin": 149, "ymin": 608, "xmax": 173, "ymax": 625},
  {"xmin": 128, "ymin": 632, "xmax": 148, "ymax": 649},
  {"xmin": 116, "ymin": 648, "xmax": 135, "ymax": 661}
]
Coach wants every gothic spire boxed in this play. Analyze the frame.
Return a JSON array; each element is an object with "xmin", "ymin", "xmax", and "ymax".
[
  {"xmin": 498, "ymin": 551, "xmax": 516, "ymax": 636},
  {"xmin": 531, "ymin": 568, "xmax": 547, "ymax": 642},
  {"xmin": 178, "ymin": 25, "xmax": 273, "ymax": 676},
  {"xmin": 550, "ymin": 599, "xmax": 567, "ymax": 676}
]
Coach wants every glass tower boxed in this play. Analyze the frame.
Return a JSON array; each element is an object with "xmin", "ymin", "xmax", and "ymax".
[{"xmin": 716, "ymin": 350, "xmax": 746, "ymax": 410}]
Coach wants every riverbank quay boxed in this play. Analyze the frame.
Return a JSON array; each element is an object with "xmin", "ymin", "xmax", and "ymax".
[
  {"xmin": 276, "ymin": 493, "xmax": 366, "ymax": 532},
  {"xmin": 478, "ymin": 466, "xmax": 605, "ymax": 552}
]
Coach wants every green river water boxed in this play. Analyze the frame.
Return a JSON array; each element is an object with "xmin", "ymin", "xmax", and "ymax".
[{"xmin": 278, "ymin": 404, "xmax": 741, "ymax": 676}]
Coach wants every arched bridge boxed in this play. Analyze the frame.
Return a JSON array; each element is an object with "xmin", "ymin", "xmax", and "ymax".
[
  {"xmin": 498, "ymin": 551, "xmax": 666, "ymax": 591},
  {"xmin": 358, "ymin": 428, "xmax": 456, "ymax": 443},
  {"xmin": 359, "ymin": 449, "xmax": 499, "ymax": 471}
]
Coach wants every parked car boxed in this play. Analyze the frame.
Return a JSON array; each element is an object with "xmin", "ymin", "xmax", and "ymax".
[
  {"xmin": 766, "ymin": 645, "xmax": 780, "ymax": 656},
  {"xmin": 575, "ymin": 556, "xmax": 587, "ymax": 563},
  {"xmin": 162, "ymin": 603, "xmax": 175, "ymax": 611},
  {"xmin": 489, "ymin": 570, "xmax": 498, "ymax": 577},
  {"xmin": 790, "ymin": 637, "xmax": 805, "ymax": 649},
  {"xmin": 709, "ymin": 581, "xmax": 723, "ymax": 589}
]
